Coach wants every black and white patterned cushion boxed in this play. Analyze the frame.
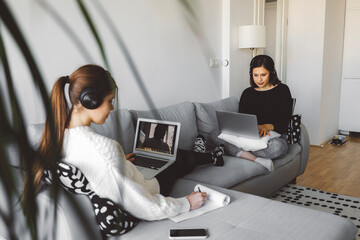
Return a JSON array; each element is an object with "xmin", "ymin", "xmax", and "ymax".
[
  {"xmin": 42, "ymin": 162, "xmax": 139, "ymax": 238},
  {"xmin": 286, "ymin": 98, "xmax": 301, "ymax": 144},
  {"xmin": 287, "ymin": 114, "xmax": 301, "ymax": 144}
]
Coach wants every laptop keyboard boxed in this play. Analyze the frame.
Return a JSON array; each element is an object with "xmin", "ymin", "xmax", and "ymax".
[{"xmin": 132, "ymin": 156, "xmax": 168, "ymax": 170}]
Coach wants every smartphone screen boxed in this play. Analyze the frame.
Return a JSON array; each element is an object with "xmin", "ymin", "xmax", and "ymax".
[{"xmin": 169, "ymin": 228, "xmax": 207, "ymax": 239}]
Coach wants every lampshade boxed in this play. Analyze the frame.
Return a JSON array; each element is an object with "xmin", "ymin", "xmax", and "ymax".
[{"xmin": 238, "ymin": 25, "xmax": 266, "ymax": 49}]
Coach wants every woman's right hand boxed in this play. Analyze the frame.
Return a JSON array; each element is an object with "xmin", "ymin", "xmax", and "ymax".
[
  {"xmin": 125, "ymin": 153, "xmax": 136, "ymax": 162},
  {"xmin": 186, "ymin": 191, "xmax": 207, "ymax": 210}
]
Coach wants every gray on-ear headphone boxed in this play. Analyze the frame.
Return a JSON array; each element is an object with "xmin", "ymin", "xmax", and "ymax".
[{"xmin": 79, "ymin": 87, "xmax": 103, "ymax": 110}]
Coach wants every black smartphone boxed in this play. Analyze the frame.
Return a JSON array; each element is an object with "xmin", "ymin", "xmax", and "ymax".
[{"xmin": 169, "ymin": 228, "xmax": 208, "ymax": 239}]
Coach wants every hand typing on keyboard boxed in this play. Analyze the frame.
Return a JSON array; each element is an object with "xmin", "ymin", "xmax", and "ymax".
[{"xmin": 126, "ymin": 153, "xmax": 136, "ymax": 162}]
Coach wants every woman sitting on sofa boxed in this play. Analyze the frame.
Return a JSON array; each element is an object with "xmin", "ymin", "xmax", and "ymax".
[
  {"xmin": 210, "ymin": 55, "xmax": 293, "ymax": 171},
  {"xmin": 26, "ymin": 64, "xmax": 225, "ymax": 221}
]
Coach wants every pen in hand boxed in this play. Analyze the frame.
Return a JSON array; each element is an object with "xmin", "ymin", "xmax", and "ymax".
[{"xmin": 198, "ymin": 186, "xmax": 208, "ymax": 202}]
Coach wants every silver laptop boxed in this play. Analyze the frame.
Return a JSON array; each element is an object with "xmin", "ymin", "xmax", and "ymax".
[
  {"xmin": 216, "ymin": 111, "xmax": 260, "ymax": 139},
  {"xmin": 132, "ymin": 118, "xmax": 181, "ymax": 179}
]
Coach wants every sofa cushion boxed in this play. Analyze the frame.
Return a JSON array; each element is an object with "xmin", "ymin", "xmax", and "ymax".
[
  {"xmin": 91, "ymin": 109, "xmax": 134, "ymax": 154},
  {"xmin": 130, "ymin": 102, "xmax": 198, "ymax": 150},
  {"xmin": 193, "ymin": 97, "xmax": 239, "ymax": 149},
  {"xmin": 182, "ymin": 155, "xmax": 267, "ymax": 188},
  {"xmin": 182, "ymin": 144, "xmax": 302, "ymax": 189},
  {"xmin": 5, "ymin": 141, "xmax": 21, "ymax": 168},
  {"xmin": 27, "ymin": 123, "xmax": 45, "ymax": 149},
  {"xmin": 110, "ymin": 178, "xmax": 357, "ymax": 240}
]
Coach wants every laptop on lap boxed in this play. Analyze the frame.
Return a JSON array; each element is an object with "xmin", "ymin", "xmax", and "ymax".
[
  {"xmin": 216, "ymin": 111, "xmax": 260, "ymax": 139},
  {"xmin": 132, "ymin": 118, "xmax": 181, "ymax": 179}
]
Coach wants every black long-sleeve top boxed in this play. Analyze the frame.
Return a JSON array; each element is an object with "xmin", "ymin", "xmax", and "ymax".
[{"xmin": 238, "ymin": 83, "xmax": 293, "ymax": 134}]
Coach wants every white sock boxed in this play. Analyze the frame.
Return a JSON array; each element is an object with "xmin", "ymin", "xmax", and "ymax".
[
  {"xmin": 235, "ymin": 150, "xmax": 243, "ymax": 158},
  {"xmin": 255, "ymin": 157, "xmax": 274, "ymax": 171}
]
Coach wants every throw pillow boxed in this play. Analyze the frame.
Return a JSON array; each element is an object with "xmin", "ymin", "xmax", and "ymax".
[
  {"xmin": 42, "ymin": 162, "xmax": 139, "ymax": 238},
  {"xmin": 287, "ymin": 114, "xmax": 301, "ymax": 144},
  {"xmin": 218, "ymin": 131, "xmax": 281, "ymax": 151}
]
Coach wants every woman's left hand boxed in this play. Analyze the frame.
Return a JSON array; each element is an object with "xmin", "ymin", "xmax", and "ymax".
[
  {"xmin": 126, "ymin": 153, "xmax": 136, "ymax": 162},
  {"xmin": 258, "ymin": 124, "xmax": 274, "ymax": 137}
]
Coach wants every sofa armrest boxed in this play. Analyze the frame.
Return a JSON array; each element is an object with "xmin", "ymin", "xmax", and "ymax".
[
  {"xmin": 296, "ymin": 123, "xmax": 310, "ymax": 177},
  {"xmin": 1, "ymin": 174, "xmax": 101, "ymax": 240},
  {"xmin": 35, "ymin": 188, "xmax": 102, "ymax": 240}
]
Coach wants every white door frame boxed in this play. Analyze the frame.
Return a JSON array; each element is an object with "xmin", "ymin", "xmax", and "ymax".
[{"xmin": 274, "ymin": 0, "xmax": 288, "ymax": 82}]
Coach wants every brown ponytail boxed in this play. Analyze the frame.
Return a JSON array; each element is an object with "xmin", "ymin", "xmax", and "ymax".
[
  {"xmin": 40, "ymin": 76, "xmax": 69, "ymax": 153},
  {"xmin": 22, "ymin": 75, "xmax": 69, "ymax": 215},
  {"xmin": 35, "ymin": 76, "xmax": 70, "ymax": 184}
]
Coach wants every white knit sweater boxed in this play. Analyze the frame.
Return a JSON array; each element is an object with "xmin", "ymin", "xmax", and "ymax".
[{"xmin": 62, "ymin": 126, "xmax": 190, "ymax": 221}]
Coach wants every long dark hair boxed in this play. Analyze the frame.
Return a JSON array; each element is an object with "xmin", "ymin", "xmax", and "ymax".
[
  {"xmin": 23, "ymin": 64, "xmax": 117, "ymax": 200},
  {"xmin": 249, "ymin": 55, "xmax": 281, "ymax": 88}
]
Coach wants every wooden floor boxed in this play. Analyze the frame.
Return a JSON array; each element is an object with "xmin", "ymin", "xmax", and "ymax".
[{"xmin": 297, "ymin": 134, "xmax": 360, "ymax": 198}]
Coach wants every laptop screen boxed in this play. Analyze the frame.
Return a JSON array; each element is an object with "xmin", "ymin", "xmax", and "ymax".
[{"xmin": 135, "ymin": 120, "xmax": 179, "ymax": 157}]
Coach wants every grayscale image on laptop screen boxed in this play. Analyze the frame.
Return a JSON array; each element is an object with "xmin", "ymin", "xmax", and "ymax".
[{"xmin": 135, "ymin": 121, "xmax": 178, "ymax": 157}]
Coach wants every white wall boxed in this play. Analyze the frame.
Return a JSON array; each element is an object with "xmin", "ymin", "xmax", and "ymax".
[
  {"xmin": 228, "ymin": 0, "xmax": 256, "ymax": 99},
  {"xmin": 319, "ymin": 0, "xmax": 346, "ymax": 142},
  {"xmin": 286, "ymin": 0, "xmax": 326, "ymax": 145},
  {"xmin": 286, "ymin": 0, "xmax": 345, "ymax": 145},
  {"xmin": 1, "ymin": 0, "xmax": 225, "ymax": 125},
  {"xmin": 264, "ymin": 1, "xmax": 277, "ymax": 59}
]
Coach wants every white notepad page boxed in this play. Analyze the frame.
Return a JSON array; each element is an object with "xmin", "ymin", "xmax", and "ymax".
[{"xmin": 170, "ymin": 184, "xmax": 230, "ymax": 223}]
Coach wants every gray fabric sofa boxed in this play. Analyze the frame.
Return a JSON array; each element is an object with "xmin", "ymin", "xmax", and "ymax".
[
  {"xmin": 129, "ymin": 97, "xmax": 308, "ymax": 197},
  {"xmin": 1, "ymin": 97, "xmax": 357, "ymax": 240}
]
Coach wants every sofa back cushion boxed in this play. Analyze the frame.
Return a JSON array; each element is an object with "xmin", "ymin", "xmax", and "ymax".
[
  {"xmin": 26, "ymin": 109, "xmax": 134, "ymax": 154},
  {"xmin": 130, "ymin": 102, "xmax": 198, "ymax": 150},
  {"xmin": 27, "ymin": 123, "xmax": 45, "ymax": 150},
  {"xmin": 193, "ymin": 97, "xmax": 239, "ymax": 148},
  {"xmin": 91, "ymin": 109, "xmax": 134, "ymax": 154}
]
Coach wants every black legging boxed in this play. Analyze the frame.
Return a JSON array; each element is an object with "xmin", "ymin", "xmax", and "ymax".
[{"xmin": 155, "ymin": 149, "xmax": 213, "ymax": 196}]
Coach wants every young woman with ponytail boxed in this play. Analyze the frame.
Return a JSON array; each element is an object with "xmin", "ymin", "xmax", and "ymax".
[{"xmin": 24, "ymin": 64, "xmax": 225, "ymax": 221}]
